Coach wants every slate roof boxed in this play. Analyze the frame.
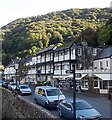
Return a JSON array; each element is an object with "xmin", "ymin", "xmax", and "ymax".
[
  {"xmin": 24, "ymin": 56, "xmax": 33, "ymax": 62},
  {"xmin": 55, "ymin": 41, "xmax": 76, "ymax": 52},
  {"xmin": 95, "ymin": 47, "xmax": 112, "ymax": 60},
  {"xmin": 7, "ymin": 59, "xmax": 20, "ymax": 67},
  {"xmin": 36, "ymin": 45, "xmax": 56, "ymax": 55}
]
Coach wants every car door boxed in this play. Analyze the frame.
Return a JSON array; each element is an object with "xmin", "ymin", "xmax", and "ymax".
[
  {"xmin": 40, "ymin": 89, "xmax": 47, "ymax": 106},
  {"xmin": 36, "ymin": 88, "xmax": 43, "ymax": 105},
  {"xmin": 61, "ymin": 101, "xmax": 73, "ymax": 118},
  {"xmin": 37, "ymin": 88, "xmax": 47, "ymax": 106}
]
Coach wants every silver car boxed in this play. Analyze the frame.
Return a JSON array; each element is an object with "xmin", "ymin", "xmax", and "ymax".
[
  {"xmin": 8, "ymin": 82, "xmax": 18, "ymax": 91},
  {"xmin": 18, "ymin": 84, "xmax": 32, "ymax": 95},
  {"xmin": 58, "ymin": 98, "xmax": 101, "ymax": 120},
  {"xmin": 35, "ymin": 86, "xmax": 66, "ymax": 108}
]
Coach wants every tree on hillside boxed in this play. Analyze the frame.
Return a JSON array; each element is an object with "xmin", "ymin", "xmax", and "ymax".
[
  {"xmin": 18, "ymin": 59, "xmax": 28, "ymax": 83},
  {"xmin": 98, "ymin": 17, "xmax": 112, "ymax": 46},
  {"xmin": 1, "ymin": 8, "xmax": 112, "ymax": 65},
  {"xmin": 52, "ymin": 31, "xmax": 63, "ymax": 44},
  {"xmin": 79, "ymin": 28, "xmax": 98, "ymax": 46}
]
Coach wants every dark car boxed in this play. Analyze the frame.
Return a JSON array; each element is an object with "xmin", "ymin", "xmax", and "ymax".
[
  {"xmin": 2, "ymin": 81, "xmax": 10, "ymax": 88},
  {"xmin": 0, "ymin": 80, "xmax": 4, "ymax": 87}
]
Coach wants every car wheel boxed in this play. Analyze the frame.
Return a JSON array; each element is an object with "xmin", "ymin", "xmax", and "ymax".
[
  {"xmin": 58, "ymin": 108, "xmax": 63, "ymax": 117},
  {"xmin": 45, "ymin": 102, "xmax": 48, "ymax": 109},
  {"xmin": 35, "ymin": 98, "xmax": 38, "ymax": 104},
  {"xmin": 20, "ymin": 91, "xmax": 23, "ymax": 95},
  {"xmin": 10, "ymin": 88, "xmax": 12, "ymax": 91}
]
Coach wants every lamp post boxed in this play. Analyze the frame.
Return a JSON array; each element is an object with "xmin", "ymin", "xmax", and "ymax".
[
  {"xmin": 72, "ymin": 61, "xmax": 76, "ymax": 120},
  {"xmin": 15, "ymin": 64, "xmax": 19, "ymax": 89}
]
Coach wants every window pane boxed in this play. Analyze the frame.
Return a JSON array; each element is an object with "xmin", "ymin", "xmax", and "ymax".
[
  {"xmin": 109, "ymin": 80, "xmax": 112, "ymax": 86},
  {"xmin": 46, "ymin": 89, "xmax": 62, "ymax": 96},
  {"xmin": 72, "ymin": 101, "xmax": 92, "ymax": 110},
  {"xmin": 94, "ymin": 81, "xmax": 98, "ymax": 87},
  {"xmin": 103, "ymin": 81, "xmax": 108, "ymax": 89}
]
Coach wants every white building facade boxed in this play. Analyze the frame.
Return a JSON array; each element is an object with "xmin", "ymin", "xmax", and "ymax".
[
  {"xmin": 79, "ymin": 47, "xmax": 112, "ymax": 94},
  {"xmin": 4, "ymin": 42, "xmax": 112, "ymax": 94},
  {"xmin": 92, "ymin": 47, "xmax": 112, "ymax": 94}
]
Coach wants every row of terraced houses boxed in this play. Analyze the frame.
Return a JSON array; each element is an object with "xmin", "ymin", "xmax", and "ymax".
[{"xmin": 4, "ymin": 41, "xmax": 112, "ymax": 94}]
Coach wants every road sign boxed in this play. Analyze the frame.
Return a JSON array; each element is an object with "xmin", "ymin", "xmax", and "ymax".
[
  {"xmin": 66, "ymin": 70, "xmax": 82, "ymax": 78},
  {"xmin": 76, "ymin": 73, "xmax": 82, "ymax": 78},
  {"xmin": 66, "ymin": 70, "xmax": 74, "ymax": 74}
]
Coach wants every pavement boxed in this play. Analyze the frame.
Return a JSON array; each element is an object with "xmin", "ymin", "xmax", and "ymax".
[{"xmin": 60, "ymin": 87, "xmax": 111, "ymax": 99}]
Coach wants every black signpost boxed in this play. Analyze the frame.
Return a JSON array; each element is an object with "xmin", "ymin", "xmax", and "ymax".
[
  {"xmin": 72, "ymin": 61, "xmax": 76, "ymax": 120},
  {"xmin": 66, "ymin": 70, "xmax": 81, "ymax": 78},
  {"xmin": 66, "ymin": 59, "xmax": 81, "ymax": 120}
]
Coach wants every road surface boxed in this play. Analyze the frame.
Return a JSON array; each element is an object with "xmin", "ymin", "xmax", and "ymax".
[{"xmin": 22, "ymin": 85, "xmax": 111, "ymax": 119}]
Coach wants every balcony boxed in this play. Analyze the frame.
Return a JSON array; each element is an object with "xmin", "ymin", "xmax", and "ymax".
[
  {"xmin": 76, "ymin": 69, "xmax": 112, "ymax": 74},
  {"xmin": 59, "ymin": 55, "xmax": 64, "ymax": 61},
  {"xmin": 41, "ymin": 70, "xmax": 45, "ymax": 74},
  {"xmin": 46, "ymin": 69, "xmax": 53, "ymax": 74},
  {"xmin": 41, "ymin": 58, "xmax": 45, "ymax": 63},
  {"xmin": 46, "ymin": 57, "xmax": 50, "ymax": 62},
  {"xmin": 54, "ymin": 57, "xmax": 58, "ymax": 62},
  {"xmin": 71, "ymin": 54, "xmax": 75, "ymax": 59},
  {"xmin": 65, "ymin": 55, "xmax": 69, "ymax": 60},
  {"xmin": 37, "ymin": 59, "xmax": 41, "ymax": 63},
  {"xmin": 54, "ymin": 70, "xmax": 61, "ymax": 75},
  {"xmin": 62, "ymin": 70, "xmax": 67, "ymax": 75}
]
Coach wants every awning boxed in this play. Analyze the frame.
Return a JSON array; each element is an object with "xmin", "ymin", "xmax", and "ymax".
[
  {"xmin": 94, "ymin": 73, "xmax": 112, "ymax": 80},
  {"xmin": 53, "ymin": 75, "xmax": 68, "ymax": 79}
]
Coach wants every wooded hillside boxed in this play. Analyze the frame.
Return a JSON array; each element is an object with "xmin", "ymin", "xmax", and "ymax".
[{"xmin": 1, "ymin": 8, "xmax": 112, "ymax": 65}]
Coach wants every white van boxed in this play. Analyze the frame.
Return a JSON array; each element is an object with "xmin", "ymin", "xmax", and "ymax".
[{"xmin": 35, "ymin": 86, "xmax": 66, "ymax": 108}]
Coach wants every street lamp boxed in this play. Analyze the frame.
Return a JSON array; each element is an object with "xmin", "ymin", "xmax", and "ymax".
[{"xmin": 15, "ymin": 63, "xmax": 19, "ymax": 89}]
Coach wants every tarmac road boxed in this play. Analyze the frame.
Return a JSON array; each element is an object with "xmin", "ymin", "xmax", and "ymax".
[{"xmin": 22, "ymin": 84, "xmax": 111, "ymax": 119}]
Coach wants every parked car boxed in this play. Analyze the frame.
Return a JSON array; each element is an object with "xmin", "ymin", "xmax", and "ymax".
[
  {"xmin": 18, "ymin": 84, "xmax": 32, "ymax": 95},
  {"xmin": 35, "ymin": 86, "xmax": 66, "ymax": 108},
  {"xmin": 2, "ymin": 81, "xmax": 10, "ymax": 88},
  {"xmin": 58, "ymin": 98, "xmax": 101, "ymax": 120},
  {"xmin": 8, "ymin": 82, "xmax": 18, "ymax": 91},
  {"xmin": 0, "ymin": 80, "xmax": 4, "ymax": 87}
]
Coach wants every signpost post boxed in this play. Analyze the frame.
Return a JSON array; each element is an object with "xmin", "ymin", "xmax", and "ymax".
[
  {"xmin": 15, "ymin": 64, "xmax": 19, "ymax": 89},
  {"xmin": 72, "ymin": 61, "xmax": 76, "ymax": 120},
  {"xmin": 66, "ymin": 60, "xmax": 81, "ymax": 120}
]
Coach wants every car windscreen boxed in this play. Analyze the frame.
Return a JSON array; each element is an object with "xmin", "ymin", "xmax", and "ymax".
[
  {"xmin": 72, "ymin": 101, "xmax": 92, "ymax": 110},
  {"xmin": 46, "ymin": 89, "xmax": 62, "ymax": 96},
  {"xmin": 10, "ymin": 83, "xmax": 17, "ymax": 85},
  {"xmin": 20, "ymin": 86, "xmax": 28, "ymax": 89}
]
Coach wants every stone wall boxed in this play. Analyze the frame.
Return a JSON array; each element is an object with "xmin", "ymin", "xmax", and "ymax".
[{"xmin": 1, "ymin": 88, "xmax": 59, "ymax": 119}]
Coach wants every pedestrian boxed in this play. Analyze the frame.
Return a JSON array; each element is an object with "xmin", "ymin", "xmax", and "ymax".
[{"xmin": 56, "ymin": 82, "xmax": 59, "ymax": 87}]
